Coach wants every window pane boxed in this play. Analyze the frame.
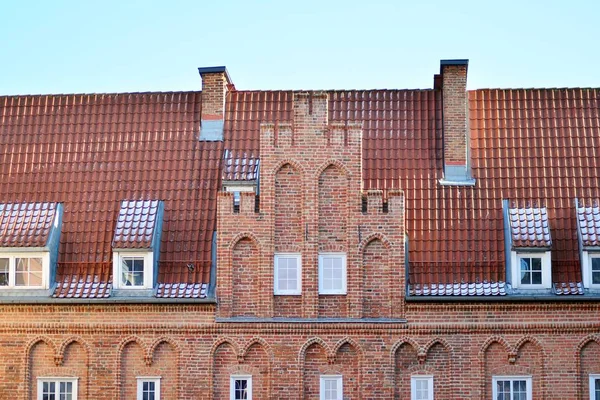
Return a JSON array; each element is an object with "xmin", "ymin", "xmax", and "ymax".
[
  {"xmin": 595, "ymin": 377, "xmax": 600, "ymax": 400},
  {"xmin": 122, "ymin": 258, "xmax": 144, "ymax": 286},
  {"xmin": 531, "ymin": 271, "xmax": 542, "ymax": 285},
  {"xmin": 0, "ymin": 258, "xmax": 9, "ymax": 286},
  {"xmin": 520, "ymin": 271, "xmax": 531, "ymax": 285},
  {"xmin": 593, "ymin": 271, "xmax": 600, "ymax": 285},
  {"xmin": 29, "ymin": 258, "xmax": 43, "ymax": 286},
  {"xmin": 531, "ymin": 258, "xmax": 542, "ymax": 271}
]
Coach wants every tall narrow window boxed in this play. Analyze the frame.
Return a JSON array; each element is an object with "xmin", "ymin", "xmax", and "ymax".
[
  {"xmin": 137, "ymin": 377, "xmax": 161, "ymax": 400},
  {"xmin": 37, "ymin": 378, "xmax": 78, "ymax": 400},
  {"xmin": 320, "ymin": 375, "xmax": 343, "ymax": 400},
  {"xmin": 319, "ymin": 253, "xmax": 347, "ymax": 294},
  {"xmin": 230, "ymin": 375, "xmax": 252, "ymax": 400},
  {"xmin": 492, "ymin": 376, "xmax": 532, "ymax": 400},
  {"xmin": 274, "ymin": 253, "xmax": 301, "ymax": 295},
  {"xmin": 411, "ymin": 375, "xmax": 434, "ymax": 400}
]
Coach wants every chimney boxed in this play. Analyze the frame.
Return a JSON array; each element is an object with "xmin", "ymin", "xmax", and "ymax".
[
  {"xmin": 198, "ymin": 66, "xmax": 233, "ymax": 141},
  {"xmin": 439, "ymin": 59, "xmax": 475, "ymax": 185}
]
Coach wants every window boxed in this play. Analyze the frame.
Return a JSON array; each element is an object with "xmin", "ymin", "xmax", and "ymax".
[
  {"xmin": 320, "ymin": 375, "xmax": 342, "ymax": 400},
  {"xmin": 113, "ymin": 252, "xmax": 153, "ymax": 289},
  {"xmin": 230, "ymin": 375, "xmax": 252, "ymax": 400},
  {"xmin": 0, "ymin": 254, "xmax": 47, "ymax": 288},
  {"xmin": 274, "ymin": 253, "xmax": 301, "ymax": 295},
  {"xmin": 519, "ymin": 257, "xmax": 542, "ymax": 285},
  {"xmin": 37, "ymin": 378, "xmax": 78, "ymax": 400},
  {"xmin": 591, "ymin": 258, "xmax": 600, "ymax": 287},
  {"xmin": 590, "ymin": 375, "xmax": 600, "ymax": 400},
  {"xmin": 492, "ymin": 376, "xmax": 531, "ymax": 400},
  {"xmin": 137, "ymin": 377, "xmax": 160, "ymax": 400},
  {"xmin": 510, "ymin": 252, "xmax": 551, "ymax": 289},
  {"xmin": 318, "ymin": 253, "xmax": 347, "ymax": 294},
  {"xmin": 411, "ymin": 375, "xmax": 434, "ymax": 400}
]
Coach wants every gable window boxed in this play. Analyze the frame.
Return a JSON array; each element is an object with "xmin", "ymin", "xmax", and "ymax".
[
  {"xmin": 320, "ymin": 375, "xmax": 342, "ymax": 400},
  {"xmin": 37, "ymin": 378, "xmax": 78, "ymax": 400},
  {"xmin": 230, "ymin": 375, "xmax": 252, "ymax": 400},
  {"xmin": 137, "ymin": 377, "xmax": 160, "ymax": 400},
  {"xmin": 274, "ymin": 253, "xmax": 301, "ymax": 295},
  {"xmin": 492, "ymin": 376, "xmax": 531, "ymax": 400},
  {"xmin": 411, "ymin": 375, "xmax": 434, "ymax": 400},
  {"xmin": 318, "ymin": 253, "xmax": 347, "ymax": 295},
  {"xmin": 0, "ymin": 254, "xmax": 47, "ymax": 288},
  {"xmin": 112, "ymin": 252, "xmax": 153, "ymax": 289}
]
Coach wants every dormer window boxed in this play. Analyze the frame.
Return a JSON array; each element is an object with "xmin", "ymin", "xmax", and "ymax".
[
  {"xmin": 576, "ymin": 202, "xmax": 600, "ymax": 291},
  {"xmin": 0, "ymin": 203, "xmax": 63, "ymax": 293},
  {"xmin": 504, "ymin": 202, "xmax": 553, "ymax": 291},
  {"xmin": 112, "ymin": 200, "xmax": 164, "ymax": 291}
]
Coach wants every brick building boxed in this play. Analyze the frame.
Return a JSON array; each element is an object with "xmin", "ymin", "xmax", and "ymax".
[{"xmin": 1, "ymin": 60, "xmax": 600, "ymax": 399}]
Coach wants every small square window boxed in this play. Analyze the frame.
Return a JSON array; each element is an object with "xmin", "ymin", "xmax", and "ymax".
[
  {"xmin": 520, "ymin": 257, "xmax": 542, "ymax": 285},
  {"xmin": 319, "ymin": 253, "xmax": 347, "ymax": 295},
  {"xmin": 274, "ymin": 253, "xmax": 301, "ymax": 295},
  {"xmin": 122, "ymin": 257, "xmax": 145, "ymax": 287},
  {"xmin": 230, "ymin": 375, "xmax": 252, "ymax": 400},
  {"xmin": 320, "ymin": 375, "xmax": 342, "ymax": 400},
  {"xmin": 411, "ymin": 375, "xmax": 433, "ymax": 400},
  {"xmin": 137, "ymin": 377, "xmax": 160, "ymax": 400},
  {"xmin": 37, "ymin": 378, "xmax": 78, "ymax": 400},
  {"xmin": 492, "ymin": 376, "xmax": 531, "ymax": 400},
  {"xmin": 590, "ymin": 374, "xmax": 600, "ymax": 400}
]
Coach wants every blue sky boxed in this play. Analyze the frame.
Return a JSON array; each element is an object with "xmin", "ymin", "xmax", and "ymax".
[{"xmin": 1, "ymin": 0, "xmax": 598, "ymax": 94}]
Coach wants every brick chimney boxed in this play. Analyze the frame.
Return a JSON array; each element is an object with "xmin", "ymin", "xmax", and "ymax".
[
  {"xmin": 439, "ymin": 59, "xmax": 475, "ymax": 185},
  {"xmin": 198, "ymin": 66, "xmax": 232, "ymax": 141}
]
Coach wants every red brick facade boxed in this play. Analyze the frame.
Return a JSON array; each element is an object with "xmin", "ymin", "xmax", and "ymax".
[{"xmin": 2, "ymin": 62, "xmax": 600, "ymax": 400}]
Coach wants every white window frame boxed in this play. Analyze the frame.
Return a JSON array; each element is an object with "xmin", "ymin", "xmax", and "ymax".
[
  {"xmin": 582, "ymin": 253, "xmax": 600, "ymax": 289},
  {"xmin": 590, "ymin": 374, "xmax": 600, "ymax": 400},
  {"xmin": 230, "ymin": 375, "xmax": 252, "ymax": 400},
  {"xmin": 320, "ymin": 375, "xmax": 343, "ymax": 400},
  {"xmin": 137, "ymin": 376, "xmax": 161, "ymax": 400},
  {"xmin": 510, "ymin": 251, "xmax": 551, "ymax": 289},
  {"xmin": 274, "ymin": 253, "xmax": 302, "ymax": 295},
  {"xmin": 411, "ymin": 375, "xmax": 434, "ymax": 400},
  {"xmin": 112, "ymin": 251, "xmax": 153, "ymax": 289},
  {"xmin": 0, "ymin": 252, "xmax": 49, "ymax": 289},
  {"xmin": 492, "ymin": 376, "xmax": 532, "ymax": 400},
  {"xmin": 37, "ymin": 377, "xmax": 78, "ymax": 400},
  {"xmin": 318, "ymin": 253, "xmax": 347, "ymax": 295}
]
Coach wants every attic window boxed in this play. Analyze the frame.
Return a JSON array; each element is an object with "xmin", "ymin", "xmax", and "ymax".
[
  {"xmin": 0, "ymin": 255, "xmax": 46, "ymax": 288},
  {"xmin": 114, "ymin": 252, "xmax": 153, "ymax": 289}
]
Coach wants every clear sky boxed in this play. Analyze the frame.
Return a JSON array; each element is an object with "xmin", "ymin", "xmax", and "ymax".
[{"xmin": 1, "ymin": 0, "xmax": 598, "ymax": 95}]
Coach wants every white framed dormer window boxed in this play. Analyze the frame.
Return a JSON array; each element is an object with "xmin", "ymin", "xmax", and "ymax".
[
  {"xmin": 320, "ymin": 375, "xmax": 343, "ymax": 400},
  {"xmin": 112, "ymin": 251, "xmax": 154, "ymax": 289},
  {"xmin": 230, "ymin": 375, "xmax": 252, "ymax": 400},
  {"xmin": 318, "ymin": 253, "xmax": 347, "ymax": 295},
  {"xmin": 510, "ymin": 252, "xmax": 551, "ymax": 289},
  {"xmin": 0, "ymin": 253, "xmax": 49, "ymax": 289},
  {"xmin": 274, "ymin": 253, "xmax": 302, "ymax": 295},
  {"xmin": 37, "ymin": 377, "xmax": 78, "ymax": 400},
  {"xmin": 137, "ymin": 377, "xmax": 161, "ymax": 400},
  {"xmin": 590, "ymin": 374, "xmax": 600, "ymax": 400},
  {"xmin": 492, "ymin": 376, "xmax": 532, "ymax": 400},
  {"xmin": 411, "ymin": 375, "xmax": 434, "ymax": 400}
]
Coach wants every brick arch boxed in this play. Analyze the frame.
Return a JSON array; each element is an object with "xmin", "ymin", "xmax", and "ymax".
[
  {"xmin": 358, "ymin": 232, "xmax": 393, "ymax": 253},
  {"xmin": 514, "ymin": 335, "xmax": 545, "ymax": 357},
  {"xmin": 390, "ymin": 337, "xmax": 422, "ymax": 363},
  {"xmin": 298, "ymin": 337, "xmax": 332, "ymax": 365},
  {"xmin": 116, "ymin": 336, "xmax": 148, "ymax": 400},
  {"xmin": 272, "ymin": 158, "xmax": 306, "ymax": 177},
  {"xmin": 314, "ymin": 159, "xmax": 351, "ymax": 179},
  {"xmin": 479, "ymin": 336, "xmax": 516, "ymax": 400},
  {"xmin": 391, "ymin": 337, "xmax": 424, "ymax": 400},
  {"xmin": 24, "ymin": 336, "xmax": 58, "ymax": 400},
  {"xmin": 57, "ymin": 336, "xmax": 91, "ymax": 363},
  {"xmin": 210, "ymin": 337, "xmax": 243, "ymax": 400},
  {"xmin": 423, "ymin": 337, "xmax": 453, "ymax": 359},
  {"xmin": 331, "ymin": 337, "xmax": 363, "ymax": 399},
  {"xmin": 240, "ymin": 337, "xmax": 274, "ymax": 361},
  {"xmin": 577, "ymin": 335, "xmax": 600, "ymax": 400},
  {"xmin": 228, "ymin": 232, "xmax": 262, "ymax": 252},
  {"xmin": 148, "ymin": 337, "xmax": 181, "ymax": 364},
  {"xmin": 210, "ymin": 337, "xmax": 241, "ymax": 359},
  {"xmin": 332, "ymin": 337, "xmax": 363, "ymax": 361}
]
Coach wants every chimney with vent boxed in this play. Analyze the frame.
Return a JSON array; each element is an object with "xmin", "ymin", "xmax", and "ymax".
[
  {"xmin": 438, "ymin": 59, "xmax": 475, "ymax": 185},
  {"xmin": 198, "ymin": 66, "xmax": 233, "ymax": 141}
]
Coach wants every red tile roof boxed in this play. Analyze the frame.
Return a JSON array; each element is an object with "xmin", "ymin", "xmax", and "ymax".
[
  {"xmin": 53, "ymin": 262, "xmax": 112, "ymax": 298},
  {"xmin": 224, "ymin": 88, "xmax": 600, "ymax": 294},
  {"xmin": 0, "ymin": 202, "xmax": 58, "ymax": 247},
  {"xmin": 112, "ymin": 199, "xmax": 161, "ymax": 249},
  {"xmin": 577, "ymin": 204, "xmax": 600, "ymax": 247},
  {"xmin": 508, "ymin": 207, "xmax": 552, "ymax": 248},
  {"xmin": 0, "ymin": 92, "xmax": 220, "ymax": 291}
]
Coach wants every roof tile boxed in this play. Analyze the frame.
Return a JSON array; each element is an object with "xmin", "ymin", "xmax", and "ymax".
[
  {"xmin": 0, "ymin": 202, "xmax": 58, "ymax": 247},
  {"xmin": 112, "ymin": 199, "xmax": 160, "ymax": 249},
  {"xmin": 508, "ymin": 206, "xmax": 552, "ymax": 248}
]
